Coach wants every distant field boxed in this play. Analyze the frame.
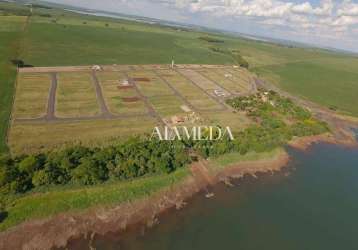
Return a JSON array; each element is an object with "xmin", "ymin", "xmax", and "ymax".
[
  {"xmin": 255, "ymin": 58, "xmax": 358, "ymax": 116},
  {"xmin": 9, "ymin": 65, "xmax": 253, "ymax": 154},
  {"xmin": 16, "ymin": 9, "xmax": 358, "ymax": 115},
  {"xmin": 0, "ymin": 15, "xmax": 26, "ymax": 152},
  {"xmin": 20, "ymin": 16, "xmax": 233, "ymax": 66}
]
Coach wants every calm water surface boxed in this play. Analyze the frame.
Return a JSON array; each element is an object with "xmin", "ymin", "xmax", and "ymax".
[{"xmin": 68, "ymin": 143, "xmax": 358, "ymax": 250}]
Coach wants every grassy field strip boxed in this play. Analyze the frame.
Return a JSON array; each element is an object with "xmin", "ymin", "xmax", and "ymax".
[
  {"xmin": 96, "ymin": 71, "xmax": 148, "ymax": 115},
  {"xmin": 157, "ymin": 69, "xmax": 223, "ymax": 111},
  {"xmin": 201, "ymin": 68, "xmax": 250, "ymax": 94},
  {"xmin": 126, "ymin": 70, "xmax": 173, "ymax": 97},
  {"xmin": 177, "ymin": 68, "xmax": 226, "ymax": 93},
  {"xmin": 0, "ymin": 16, "xmax": 27, "ymax": 31},
  {"xmin": 8, "ymin": 117, "xmax": 157, "ymax": 154},
  {"xmin": 0, "ymin": 15, "xmax": 28, "ymax": 152},
  {"xmin": 140, "ymin": 64, "xmax": 171, "ymax": 70},
  {"xmin": 0, "ymin": 168, "xmax": 190, "ymax": 231},
  {"xmin": 197, "ymin": 69, "xmax": 245, "ymax": 95},
  {"xmin": 101, "ymin": 65, "xmax": 133, "ymax": 71},
  {"xmin": 149, "ymin": 95, "xmax": 187, "ymax": 117},
  {"xmin": 201, "ymin": 110, "xmax": 252, "ymax": 133},
  {"xmin": 255, "ymin": 61, "xmax": 358, "ymax": 116},
  {"xmin": 209, "ymin": 148, "xmax": 285, "ymax": 172},
  {"xmin": 30, "ymin": 15, "xmax": 199, "ymax": 37},
  {"xmin": 12, "ymin": 73, "xmax": 51, "ymax": 119},
  {"xmin": 220, "ymin": 69, "xmax": 252, "ymax": 92},
  {"xmin": 19, "ymin": 21, "xmax": 230, "ymax": 66},
  {"xmin": 219, "ymin": 68, "xmax": 252, "ymax": 90},
  {"xmin": 56, "ymin": 72, "xmax": 100, "ymax": 118}
]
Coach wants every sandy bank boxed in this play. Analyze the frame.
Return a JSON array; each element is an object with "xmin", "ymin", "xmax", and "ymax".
[
  {"xmin": 288, "ymin": 131, "xmax": 357, "ymax": 151},
  {"xmin": 0, "ymin": 151, "xmax": 289, "ymax": 250}
]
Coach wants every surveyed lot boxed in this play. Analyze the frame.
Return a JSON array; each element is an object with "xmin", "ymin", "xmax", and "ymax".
[{"xmin": 9, "ymin": 64, "xmax": 255, "ymax": 154}]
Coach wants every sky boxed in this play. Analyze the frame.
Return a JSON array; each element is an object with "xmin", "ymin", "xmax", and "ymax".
[{"xmin": 44, "ymin": 0, "xmax": 358, "ymax": 53}]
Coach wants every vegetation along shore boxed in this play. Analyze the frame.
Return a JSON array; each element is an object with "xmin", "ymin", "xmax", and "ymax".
[
  {"xmin": 0, "ymin": 88, "xmax": 338, "ymax": 249},
  {"xmin": 0, "ymin": 2, "xmax": 357, "ymax": 249}
]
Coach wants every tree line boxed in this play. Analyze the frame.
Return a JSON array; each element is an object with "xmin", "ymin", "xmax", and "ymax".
[{"xmin": 0, "ymin": 139, "xmax": 191, "ymax": 197}]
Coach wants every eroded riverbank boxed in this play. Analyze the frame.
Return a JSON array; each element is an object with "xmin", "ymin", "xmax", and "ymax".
[
  {"xmin": 1, "ymin": 127, "xmax": 357, "ymax": 250},
  {"xmin": 0, "ymin": 150, "xmax": 289, "ymax": 250}
]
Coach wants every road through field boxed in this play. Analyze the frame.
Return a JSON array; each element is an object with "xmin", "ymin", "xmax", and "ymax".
[
  {"xmin": 13, "ymin": 65, "xmax": 256, "ymax": 127},
  {"xmin": 194, "ymin": 70, "xmax": 234, "ymax": 96},
  {"xmin": 125, "ymin": 73, "xmax": 165, "ymax": 127},
  {"xmin": 91, "ymin": 70, "xmax": 112, "ymax": 118},
  {"xmin": 151, "ymin": 70, "xmax": 198, "ymax": 113},
  {"xmin": 45, "ymin": 73, "xmax": 57, "ymax": 120},
  {"xmin": 174, "ymin": 69, "xmax": 228, "ymax": 112}
]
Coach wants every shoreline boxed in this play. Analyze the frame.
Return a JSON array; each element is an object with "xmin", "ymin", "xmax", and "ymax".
[
  {"xmin": 0, "ymin": 150, "xmax": 290, "ymax": 250},
  {"xmin": 0, "ymin": 131, "xmax": 357, "ymax": 250},
  {"xmin": 288, "ymin": 131, "xmax": 358, "ymax": 151}
]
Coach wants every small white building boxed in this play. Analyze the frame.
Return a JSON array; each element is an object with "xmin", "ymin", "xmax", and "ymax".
[
  {"xmin": 92, "ymin": 65, "xmax": 102, "ymax": 71},
  {"xmin": 214, "ymin": 89, "xmax": 227, "ymax": 97},
  {"xmin": 180, "ymin": 105, "xmax": 192, "ymax": 113},
  {"xmin": 120, "ymin": 79, "xmax": 130, "ymax": 86}
]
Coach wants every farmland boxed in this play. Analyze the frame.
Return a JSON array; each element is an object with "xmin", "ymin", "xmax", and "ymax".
[
  {"xmin": 15, "ymin": 8, "xmax": 358, "ymax": 117},
  {"xmin": 9, "ymin": 64, "xmax": 254, "ymax": 154},
  {"xmin": 1, "ymin": 2, "xmax": 358, "ymax": 155}
]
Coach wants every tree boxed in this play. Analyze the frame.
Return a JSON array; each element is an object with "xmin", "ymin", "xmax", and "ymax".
[
  {"xmin": 18, "ymin": 155, "xmax": 40, "ymax": 174},
  {"xmin": 71, "ymin": 157, "xmax": 108, "ymax": 185},
  {"xmin": 32, "ymin": 170, "xmax": 51, "ymax": 187}
]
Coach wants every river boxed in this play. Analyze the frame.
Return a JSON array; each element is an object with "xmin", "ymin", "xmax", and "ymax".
[{"xmin": 67, "ymin": 143, "xmax": 358, "ymax": 250}]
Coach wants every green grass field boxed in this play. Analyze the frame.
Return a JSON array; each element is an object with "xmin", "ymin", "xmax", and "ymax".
[
  {"xmin": 255, "ymin": 59, "xmax": 358, "ymax": 116},
  {"xmin": 98, "ymin": 72, "xmax": 144, "ymax": 112},
  {"xmin": 56, "ymin": 72, "xmax": 100, "ymax": 118},
  {"xmin": 209, "ymin": 148, "xmax": 286, "ymax": 172},
  {"xmin": 127, "ymin": 70, "xmax": 174, "ymax": 97},
  {"xmin": 8, "ymin": 116, "xmax": 158, "ymax": 154},
  {"xmin": 0, "ymin": 15, "xmax": 26, "ymax": 152},
  {"xmin": 13, "ymin": 73, "xmax": 50, "ymax": 119}
]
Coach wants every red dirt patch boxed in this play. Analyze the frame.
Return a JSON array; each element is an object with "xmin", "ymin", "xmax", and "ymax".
[
  {"xmin": 122, "ymin": 97, "xmax": 140, "ymax": 102},
  {"xmin": 117, "ymin": 85, "xmax": 133, "ymax": 90},
  {"xmin": 132, "ymin": 77, "xmax": 150, "ymax": 82}
]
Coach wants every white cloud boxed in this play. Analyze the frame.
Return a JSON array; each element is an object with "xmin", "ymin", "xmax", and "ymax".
[{"xmin": 171, "ymin": 0, "xmax": 357, "ymax": 41}]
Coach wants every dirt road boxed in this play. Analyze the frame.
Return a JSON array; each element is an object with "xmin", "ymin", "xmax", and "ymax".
[{"xmin": 91, "ymin": 71, "xmax": 112, "ymax": 118}]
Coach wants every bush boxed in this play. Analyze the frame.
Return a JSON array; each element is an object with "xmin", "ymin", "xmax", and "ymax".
[
  {"xmin": 18, "ymin": 155, "xmax": 40, "ymax": 174},
  {"xmin": 32, "ymin": 170, "xmax": 51, "ymax": 187}
]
